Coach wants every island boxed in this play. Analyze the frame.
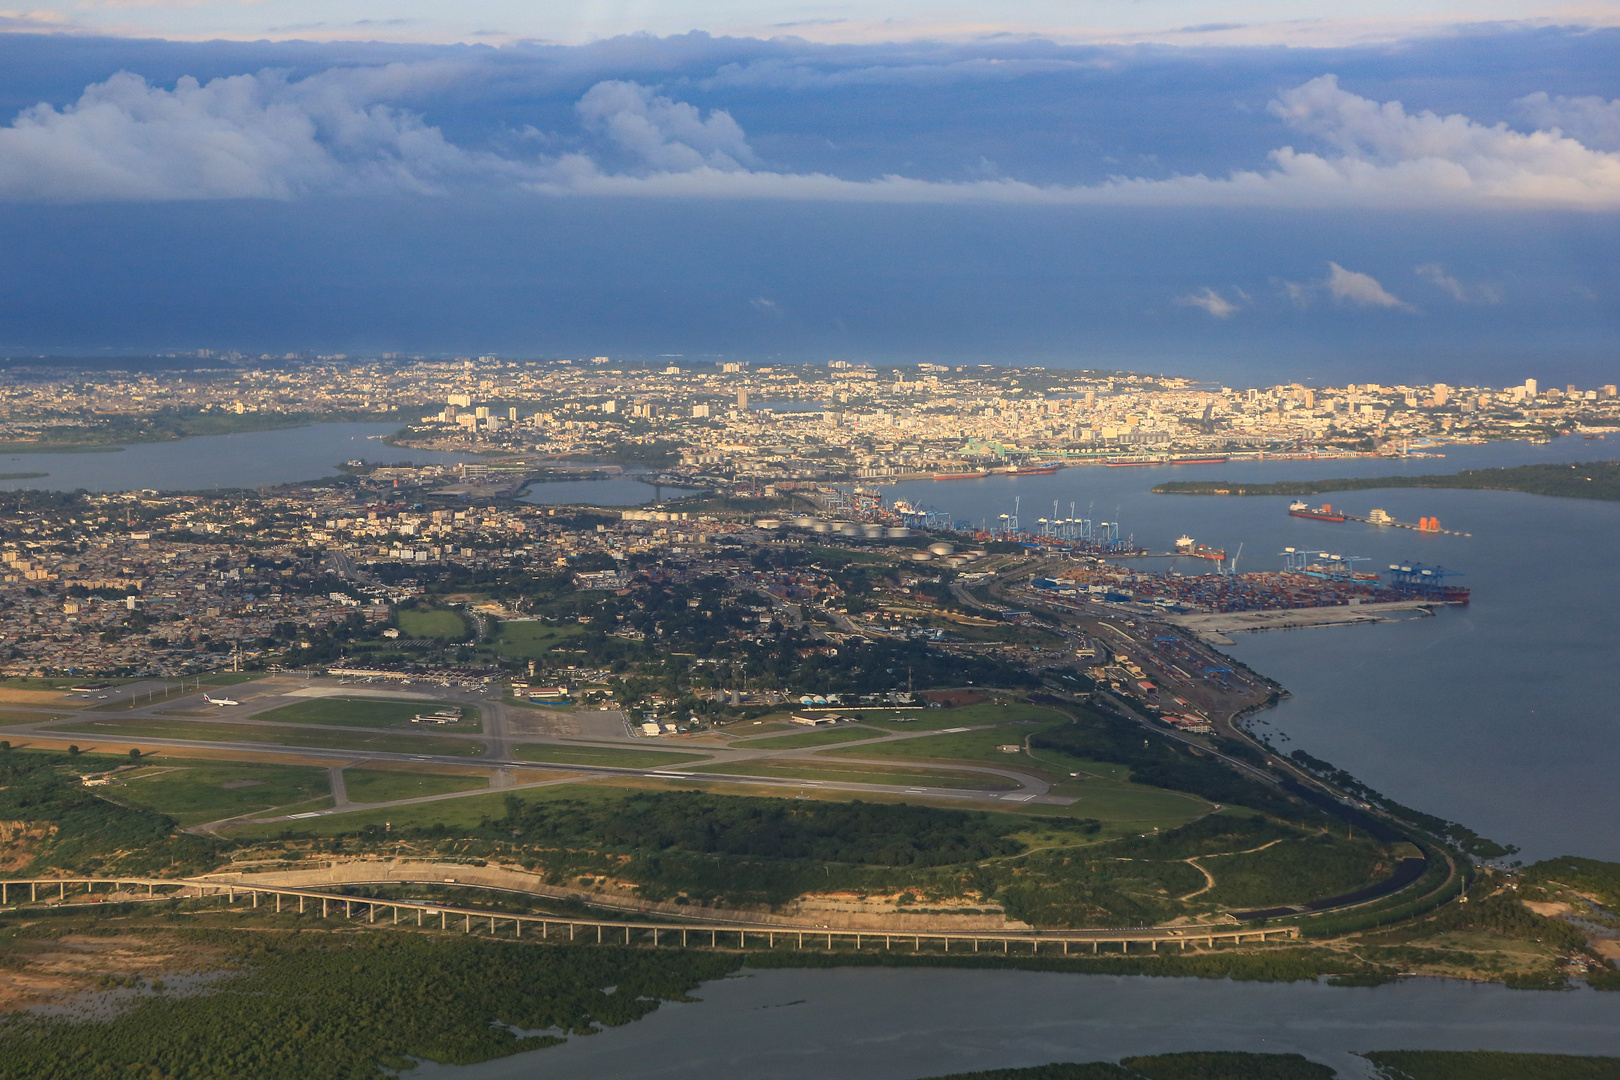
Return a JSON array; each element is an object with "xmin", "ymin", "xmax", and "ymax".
[{"xmin": 1152, "ymin": 461, "xmax": 1620, "ymax": 501}]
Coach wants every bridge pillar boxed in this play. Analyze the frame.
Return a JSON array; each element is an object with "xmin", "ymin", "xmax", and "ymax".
[
  {"xmin": 441, "ymin": 912, "xmax": 446, "ymax": 930},
  {"xmin": 2, "ymin": 882, "xmax": 7, "ymax": 904},
  {"xmin": 624, "ymin": 926, "xmax": 630, "ymax": 945},
  {"xmin": 1063, "ymin": 941, "xmax": 1068, "ymax": 956},
  {"xmin": 1003, "ymin": 939, "xmax": 1008, "ymax": 954},
  {"xmin": 652, "ymin": 928, "xmax": 659, "ymax": 946},
  {"xmin": 465, "ymin": 915, "xmax": 471, "ymax": 933},
  {"xmin": 228, "ymin": 887, "xmax": 234, "ymax": 903},
  {"xmin": 59, "ymin": 881, "xmax": 64, "ymax": 901},
  {"xmin": 1151, "ymin": 940, "xmax": 1157, "ymax": 951},
  {"xmin": 597, "ymin": 924, "xmax": 602, "ymax": 944},
  {"xmin": 515, "ymin": 920, "xmax": 521, "ymax": 938},
  {"xmin": 682, "ymin": 929, "xmax": 688, "ymax": 948},
  {"xmin": 418, "ymin": 909, "xmax": 423, "ymax": 926},
  {"xmin": 797, "ymin": 932, "xmax": 803, "ymax": 949},
  {"xmin": 30, "ymin": 884, "xmax": 36, "ymax": 903},
  {"xmin": 275, "ymin": 894, "xmax": 281, "ymax": 914},
  {"xmin": 855, "ymin": 934, "xmax": 861, "ymax": 951},
  {"xmin": 370, "ymin": 905, "xmax": 376, "ymax": 924},
  {"xmin": 885, "ymin": 935, "xmax": 890, "ymax": 950},
  {"xmin": 252, "ymin": 891, "xmax": 258, "ymax": 908},
  {"xmin": 1092, "ymin": 941, "xmax": 1098, "ymax": 953},
  {"xmin": 1122, "ymin": 940, "xmax": 1128, "ymax": 953}
]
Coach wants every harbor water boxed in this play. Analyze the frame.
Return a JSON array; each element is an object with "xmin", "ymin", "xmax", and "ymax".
[
  {"xmin": 411, "ymin": 966, "xmax": 1620, "ymax": 1080},
  {"xmin": 887, "ymin": 435, "xmax": 1620, "ymax": 862}
]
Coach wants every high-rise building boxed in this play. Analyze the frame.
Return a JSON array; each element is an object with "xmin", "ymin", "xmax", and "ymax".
[
  {"xmin": 602, "ymin": 399, "xmax": 617, "ymax": 414},
  {"xmin": 691, "ymin": 404, "xmax": 711, "ymax": 418},
  {"xmin": 448, "ymin": 393, "xmax": 472, "ymax": 408},
  {"xmin": 508, "ymin": 407, "xmax": 518, "ymax": 422},
  {"xmin": 1603, "ymin": 385, "xmax": 1618, "ymax": 399},
  {"xmin": 738, "ymin": 390, "xmax": 750, "ymax": 409},
  {"xmin": 1525, "ymin": 378, "xmax": 1538, "ymax": 397},
  {"xmin": 1431, "ymin": 383, "xmax": 1449, "ymax": 406}
]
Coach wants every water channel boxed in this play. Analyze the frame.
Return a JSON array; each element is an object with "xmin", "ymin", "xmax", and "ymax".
[{"xmin": 411, "ymin": 967, "xmax": 1620, "ymax": 1080}]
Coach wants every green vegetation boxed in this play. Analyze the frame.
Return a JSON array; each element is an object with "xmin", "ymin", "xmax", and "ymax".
[
  {"xmin": 828, "ymin": 724, "xmax": 1042, "ymax": 763},
  {"xmin": 1522, "ymin": 855, "xmax": 1620, "ymax": 908},
  {"xmin": 1031, "ymin": 708, "xmax": 1302, "ymax": 820},
  {"xmin": 341, "ymin": 767, "xmax": 489, "ymax": 804},
  {"xmin": 492, "ymin": 620, "xmax": 589, "ymax": 659},
  {"xmin": 1363, "ymin": 1051, "xmax": 1620, "ymax": 1079},
  {"xmin": 0, "ymin": 471, "xmax": 46, "ymax": 480},
  {"xmin": 736, "ymin": 725, "xmax": 889, "ymax": 749},
  {"xmin": 251, "ymin": 696, "xmax": 479, "ymax": 732},
  {"xmin": 1152, "ymin": 461, "xmax": 1620, "ymax": 501},
  {"xmin": 512, "ymin": 743, "xmax": 708, "ymax": 768},
  {"xmin": 110, "ymin": 762, "xmax": 331, "ymax": 825},
  {"xmin": 396, "ymin": 607, "xmax": 471, "ymax": 640},
  {"xmin": 0, "ymin": 932, "xmax": 738, "ymax": 1080},
  {"xmin": 691, "ymin": 759, "xmax": 1018, "ymax": 789},
  {"xmin": 45, "ymin": 717, "xmax": 487, "ymax": 757},
  {"xmin": 0, "ymin": 749, "xmax": 223, "ymax": 875}
]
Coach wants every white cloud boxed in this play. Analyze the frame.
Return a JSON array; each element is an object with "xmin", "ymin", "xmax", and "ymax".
[
  {"xmin": 749, "ymin": 296, "xmax": 782, "ymax": 314},
  {"xmin": 0, "ymin": 65, "xmax": 530, "ymax": 202},
  {"xmin": 575, "ymin": 80, "xmax": 755, "ymax": 172},
  {"xmin": 525, "ymin": 74, "xmax": 1620, "ymax": 210},
  {"xmin": 4, "ymin": 69, "xmax": 1620, "ymax": 210},
  {"xmin": 1327, "ymin": 262, "xmax": 1414, "ymax": 310},
  {"xmin": 1176, "ymin": 287, "xmax": 1239, "ymax": 318},
  {"xmin": 1515, "ymin": 92, "xmax": 1620, "ymax": 152},
  {"xmin": 1414, "ymin": 262, "xmax": 1502, "ymax": 304}
]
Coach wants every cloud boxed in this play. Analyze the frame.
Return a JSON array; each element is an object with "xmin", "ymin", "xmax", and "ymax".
[
  {"xmin": 749, "ymin": 297, "xmax": 783, "ymax": 314},
  {"xmin": 1327, "ymin": 263, "xmax": 1414, "ymax": 310},
  {"xmin": 575, "ymin": 80, "xmax": 755, "ymax": 172},
  {"xmin": 1176, "ymin": 287, "xmax": 1239, "ymax": 318},
  {"xmin": 1515, "ymin": 91, "xmax": 1620, "ymax": 152},
  {"xmin": 527, "ymin": 74, "xmax": 1620, "ymax": 210},
  {"xmin": 5, "ymin": 65, "xmax": 1620, "ymax": 210},
  {"xmin": 1414, "ymin": 262, "xmax": 1502, "ymax": 303},
  {"xmin": 0, "ymin": 65, "xmax": 541, "ymax": 202}
]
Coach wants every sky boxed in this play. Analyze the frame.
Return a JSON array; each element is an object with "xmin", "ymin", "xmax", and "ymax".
[{"xmin": 0, "ymin": 5, "xmax": 1616, "ymax": 386}]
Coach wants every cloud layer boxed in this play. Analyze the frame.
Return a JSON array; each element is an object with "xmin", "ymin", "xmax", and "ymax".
[{"xmin": 2, "ymin": 61, "xmax": 1620, "ymax": 210}]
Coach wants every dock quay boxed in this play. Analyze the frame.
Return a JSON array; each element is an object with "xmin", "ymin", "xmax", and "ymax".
[
  {"xmin": 1342, "ymin": 511, "xmax": 1471, "ymax": 537},
  {"xmin": 1164, "ymin": 600, "xmax": 1442, "ymax": 645}
]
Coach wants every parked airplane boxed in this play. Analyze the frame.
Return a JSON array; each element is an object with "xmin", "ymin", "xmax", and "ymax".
[{"xmin": 203, "ymin": 693, "xmax": 241, "ymax": 707}]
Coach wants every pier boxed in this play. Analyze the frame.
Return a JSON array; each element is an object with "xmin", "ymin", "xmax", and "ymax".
[{"xmin": 1340, "ymin": 511, "xmax": 1471, "ymax": 537}]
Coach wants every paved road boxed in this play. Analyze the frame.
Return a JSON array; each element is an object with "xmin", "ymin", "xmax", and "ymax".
[{"xmin": 10, "ymin": 674, "xmax": 1065, "ymax": 831}]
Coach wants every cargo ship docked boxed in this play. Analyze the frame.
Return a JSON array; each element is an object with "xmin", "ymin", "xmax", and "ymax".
[
  {"xmin": 1288, "ymin": 500, "xmax": 1348, "ymax": 522},
  {"xmin": 1174, "ymin": 535, "xmax": 1227, "ymax": 561},
  {"xmin": 1003, "ymin": 462, "xmax": 1061, "ymax": 476},
  {"xmin": 933, "ymin": 469, "xmax": 989, "ymax": 480}
]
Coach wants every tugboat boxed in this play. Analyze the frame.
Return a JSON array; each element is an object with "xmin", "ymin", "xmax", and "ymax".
[{"xmin": 1288, "ymin": 500, "xmax": 1347, "ymax": 522}]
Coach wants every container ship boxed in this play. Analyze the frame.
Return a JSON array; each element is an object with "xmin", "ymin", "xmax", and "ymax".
[
  {"xmin": 1288, "ymin": 500, "xmax": 1347, "ymax": 522},
  {"xmin": 1174, "ymin": 535, "xmax": 1227, "ymax": 561}
]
